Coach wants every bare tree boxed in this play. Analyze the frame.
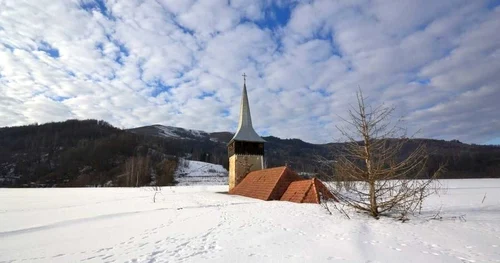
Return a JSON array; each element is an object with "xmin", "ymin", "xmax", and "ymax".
[
  {"xmin": 329, "ymin": 91, "xmax": 445, "ymax": 219},
  {"xmin": 124, "ymin": 156, "xmax": 151, "ymax": 187},
  {"xmin": 125, "ymin": 157, "xmax": 134, "ymax": 187},
  {"xmin": 151, "ymin": 185, "xmax": 162, "ymax": 203},
  {"xmin": 155, "ymin": 159, "xmax": 178, "ymax": 186}
]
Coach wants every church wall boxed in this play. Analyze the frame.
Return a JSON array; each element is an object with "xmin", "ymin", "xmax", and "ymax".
[{"xmin": 228, "ymin": 154, "xmax": 264, "ymax": 190}]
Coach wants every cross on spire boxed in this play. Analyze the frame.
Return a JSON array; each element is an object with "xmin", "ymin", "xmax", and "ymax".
[{"xmin": 230, "ymin": 72, "xmax": 265, "ymax": 143}]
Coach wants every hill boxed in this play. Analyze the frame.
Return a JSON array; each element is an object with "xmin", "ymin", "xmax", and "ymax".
[
  {"xmin": 175, "ymin": 159, "xmax": 228, "ymax": 186},
  {"xmin": 1, "ymin": 120, "xmax": 499, "ymax": 187},
  {"xmin": 130, "ymin": 124, "xmax": 500, "ymax": 180},
  {"xmin": 0, "ymin": 120, "xmax": 178, "ymax": 187}
]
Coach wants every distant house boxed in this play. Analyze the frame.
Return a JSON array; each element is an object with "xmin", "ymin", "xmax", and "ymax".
[{"xmin": 227, "ymin": 75, "xmax": 336, "ymax": 204}]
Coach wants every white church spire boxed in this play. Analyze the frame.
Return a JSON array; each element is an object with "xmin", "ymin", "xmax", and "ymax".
[{"xmin": 230, "ymin": 74, "xmax": 265, "ymax": 143}]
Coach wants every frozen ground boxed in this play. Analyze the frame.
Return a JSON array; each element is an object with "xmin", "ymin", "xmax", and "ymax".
[
  {"xmin": 175, "ymin": 160, "xmax": 227, "ymax": 186},
  {"xmin": 0, "ymin": 179, "xmax": 499, "ymax": 263}
]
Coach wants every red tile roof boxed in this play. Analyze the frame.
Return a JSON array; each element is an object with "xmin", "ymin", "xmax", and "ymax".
[
  {"xmin": 280, "ymin": 179, "xmax": 313, "ymax": 203},
  {"xmin": 229, "ymin": 166, "xmax": 337, "ymax": 204},
  {"xmin": 313, "ymin": 178, "xmax": 338, "ymax": 202},
  {"xmin": 281, "ymin": 178, "xmax": 338, "ymax": 203},
  {"xmin": 229, "ymin": 166, "xmax": 301, "ymax": 200}
]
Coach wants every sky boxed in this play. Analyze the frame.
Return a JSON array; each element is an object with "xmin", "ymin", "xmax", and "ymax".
[{"xmin": 0, "ymin": 0, "xmax": 499, "ymax": 144}]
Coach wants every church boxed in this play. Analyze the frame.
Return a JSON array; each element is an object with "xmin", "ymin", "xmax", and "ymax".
[{"xmin": 227, "ymin": 75, "xmax": 336, "ymax": 204}]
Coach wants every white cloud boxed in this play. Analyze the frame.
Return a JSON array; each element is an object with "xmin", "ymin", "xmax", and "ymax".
[
  {"xmin": 0, "ymin": 0, "xmax": 499, "ymax": 144},
  {"xmin": 177, "ymin": 0, "xmax": 241, "ymax": 39}
]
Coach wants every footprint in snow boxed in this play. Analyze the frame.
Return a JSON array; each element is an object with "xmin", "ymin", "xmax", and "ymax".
[
  {"xmin": 388, "ymin": 246, "xmax": 402, "ymax": 251},
  {"xmin": 363, "ymin": 240, "xmax": 379, "ymax": 245},
  {"xmin": 456, "ymin": 257, "xmax": 476, "ymax": 263},
  {"xmin": 150, "ymin": 250, "xmax": 165, "ymax": 257},
  {"xmin": 96, "ymin": 247, "xmax": 112, "ymax": 253}
]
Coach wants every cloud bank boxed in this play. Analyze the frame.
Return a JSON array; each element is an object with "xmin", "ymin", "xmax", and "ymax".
[{"xmin": 0, "ymin": 0, "xmax": 499, "ymax": 144}]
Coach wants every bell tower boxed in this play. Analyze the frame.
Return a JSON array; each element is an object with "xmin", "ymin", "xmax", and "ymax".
[{"xmin": 228, "ymin": 74, "xmax": 265, "ymax": 191}]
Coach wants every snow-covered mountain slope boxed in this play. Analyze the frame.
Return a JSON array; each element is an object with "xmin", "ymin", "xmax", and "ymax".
[
  {"xmin": 1, "ymin": 179, "xmax": 499, "ymax": 262},
  {"xmin": 175, "ymin": 160, "xmax": 228, "ymax": 186},
  {"xmin": 155, "ymin": 125, "xmax": 208, "ymax": 139},
  {"xmin": 128, "ymin": 125, "xmax": 213, "ymax": 141}
]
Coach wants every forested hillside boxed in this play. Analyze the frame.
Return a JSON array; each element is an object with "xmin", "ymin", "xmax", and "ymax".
[
  {"xmin": 1, "ymin": 120, "xmax": 499, "ymax": 187},
  {"xmin": 130, "ymin": 125, "xmax": 500, "ymax": 179},
  {"xmin": 0, "ymin": 120, "xmax": 178, "ymax": 187}
]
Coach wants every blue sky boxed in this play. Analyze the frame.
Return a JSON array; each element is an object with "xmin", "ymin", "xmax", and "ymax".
[{"xmin": 0, "ymin": 0, "xmax": 499, "ymax": 144}]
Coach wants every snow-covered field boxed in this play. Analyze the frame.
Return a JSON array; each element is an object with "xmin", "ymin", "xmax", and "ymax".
[
  {"xmin": 175, "ymin": 160, "xmax": 227, "ymax": 186},
  {"xmin": 0, "ymin": 179, "xmax": 499, "ymax": 263}
]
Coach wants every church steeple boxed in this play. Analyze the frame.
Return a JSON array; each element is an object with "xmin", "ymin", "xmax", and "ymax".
[
  {"xmin": 228, "ymin": 74, "xmax": 265, "ymax": 191},
  {"xmin": 231, "ymin": 73, "xmax": 265, "ymax": 143}
]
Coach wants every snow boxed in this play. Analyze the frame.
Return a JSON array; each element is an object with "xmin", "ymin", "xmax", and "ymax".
[
  {"xmin": 175, "ymin": 160, "xmax": 228, "ymax": 186},
  {"xmin": 154, "ymin": 125, "xmax": 208, "ymax": 140},
  {"xmin": 0, "ymin": 179, "xmax": 499, "ymax": 263},
  {"xmin": 156, "ymin": 126, "xmax": 181, "ymax": 138}
]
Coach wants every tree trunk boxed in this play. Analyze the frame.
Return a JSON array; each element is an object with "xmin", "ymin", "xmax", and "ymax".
[
  {"xmin": 369, "ymin": 181, "xmax": 378, "ymax": 217},
  {"xmin": 135, "ymin": 157, "xmax": 139, "ymax": 187},
  {"xmin": 132, "ymin": 158, "xmax": 135, "ymax": 187}
]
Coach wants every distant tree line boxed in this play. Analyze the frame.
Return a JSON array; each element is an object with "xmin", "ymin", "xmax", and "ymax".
[
  {"xmin": 0, "ymin": 120, "xmax": 178, "ymax": 187},
  {"xmin": 1, "ymin": 119, "xmax": 499, "ymax": 187}
]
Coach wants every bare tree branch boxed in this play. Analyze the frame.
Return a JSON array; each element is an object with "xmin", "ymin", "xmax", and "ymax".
[{"xmin": 325, "ymin": 90, "xmax": 445, "ymax": 219}]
